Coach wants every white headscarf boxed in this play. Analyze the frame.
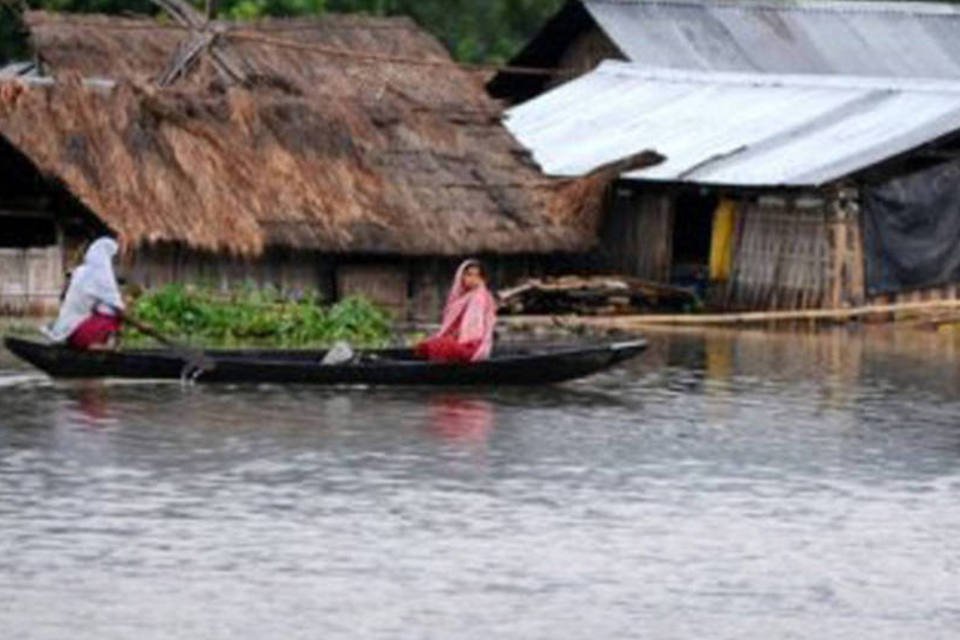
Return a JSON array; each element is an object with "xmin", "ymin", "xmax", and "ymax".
[{"xmin": 45, "ymin": 237, "xmax": 124, "ymax": 342}]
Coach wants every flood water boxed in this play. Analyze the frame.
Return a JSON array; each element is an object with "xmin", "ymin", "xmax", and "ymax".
[{"xmin": 1, "ymin": 327, "xmax": 958, "ymax": 639}]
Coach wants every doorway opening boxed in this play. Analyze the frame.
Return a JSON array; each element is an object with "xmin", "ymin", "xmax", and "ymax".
[
  {"xmin": 0, "ymin": 214, "xmax": 57, "ymax": 247},
  {"xmin": 671, "ymin": 191, "xmax": 719, "ymax": 279},
  {"xmin": 670, "ymin": 189, "xmax": 718, "ymax": 290}
]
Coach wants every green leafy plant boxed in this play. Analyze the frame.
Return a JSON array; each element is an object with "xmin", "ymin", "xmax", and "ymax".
[{"xmin": 129, "ymin": 283, "xmax": 391, "ymax": 347}]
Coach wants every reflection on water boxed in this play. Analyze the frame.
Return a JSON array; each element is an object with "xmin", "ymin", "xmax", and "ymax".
[
  {"xmin": 1, "ymin": 327, "xmax": 959, "ymax": 640},
  {"xmin": 65, "ymin": 383, "xmax": 115, "ymax": 428},
  {"xmin": 427, "ymin": 396, "xmax": 494, "ymax": 444}
]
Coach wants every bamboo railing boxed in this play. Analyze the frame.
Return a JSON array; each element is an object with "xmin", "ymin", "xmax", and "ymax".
[{"xmin": 502, "ymin": 298, "xmax": 960, "ymax": 331}]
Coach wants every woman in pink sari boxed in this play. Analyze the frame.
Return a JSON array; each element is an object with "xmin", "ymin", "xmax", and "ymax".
[{"xmin": 415, "ymin": 259, "xmax": 497, "ymax": 363}]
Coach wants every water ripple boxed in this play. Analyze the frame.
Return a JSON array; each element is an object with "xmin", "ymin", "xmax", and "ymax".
[{"xmin": 1, "ymin": 329, "xmax": 959, "ymax": 639}]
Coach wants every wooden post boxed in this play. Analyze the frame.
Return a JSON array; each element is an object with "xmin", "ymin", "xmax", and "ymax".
[
  {"xmin": 830, "ymin": 196, "xmax": 847, "ymax": 310},
  {"xmin": 836, "ymin": 185, "xmax": 866, "ymax": 309}
]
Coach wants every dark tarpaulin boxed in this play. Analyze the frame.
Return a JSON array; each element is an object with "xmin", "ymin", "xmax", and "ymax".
[{"xmin": 862, "ymin": 159, "xmax": 960, "ymax": 295}]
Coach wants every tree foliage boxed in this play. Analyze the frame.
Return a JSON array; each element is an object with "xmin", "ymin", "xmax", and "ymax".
[
  {"xmin": 12, "ymin": 0, "xmax": 562, "ymax": 62},
  {"xmin": 326, "ymin": 0, "xmax": 563, "ymax": 62},
  {"xmin": 0, "ymin": 1, "xmax": 30, "ymax": 64}
]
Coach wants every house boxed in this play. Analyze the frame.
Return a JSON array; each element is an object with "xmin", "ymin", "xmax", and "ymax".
[
  {"xmin": 488, "ymin": 0, "xmax": 960, "ymax": 103},
  {"xmin": 495, "ymin": 1, "xmax": 960, "ymax": 311},
  {"xmin": 0, "ymin": 10, "xmax": 623, "ymax": 317}
]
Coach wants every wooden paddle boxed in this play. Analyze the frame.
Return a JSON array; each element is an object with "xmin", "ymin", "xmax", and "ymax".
[{"xmin": 99, "ymin": 300, "xmax": 215, "ymax": 374}]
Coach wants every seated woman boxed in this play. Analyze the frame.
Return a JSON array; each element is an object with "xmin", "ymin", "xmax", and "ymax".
[
  {"xmin": 45, "ymin": 237, "xmax": 125, "ymax": 350},
  {"xmin": 415, "ymin": 259, "xmax": 497, "ymax": 363}
]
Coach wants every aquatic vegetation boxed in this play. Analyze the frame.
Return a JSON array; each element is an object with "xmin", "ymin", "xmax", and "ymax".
[{"xmin": 129, "ymin": 284, "xmax": 391, "ymax": 347}]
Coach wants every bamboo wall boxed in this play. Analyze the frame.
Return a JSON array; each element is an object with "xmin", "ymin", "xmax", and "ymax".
[
  {"xmin": 126, "ymin": 244, "xmax": 336, "ymax": 301},
  {"xmin": 0, "ymin": 246, "xmax": 62, "ymax": 314},
  {"xmin": 869, "ymin": 285, "xmax": 960, "ymax": 308},
  {"xmin": 600, "ymin": 187, "xmax": 879, "ymax": 312},
  {"xmin": 722, "ymin": 188, "xmax": 960, "ymax": 312},
  {"xmin": 600, "ymin": 189, "xmax": 673, "ymax": 281},
  {"xmin": 726, "ymin": 196, "xmax": 833, "ymax": 310},
  {"xmin": 406, "ymin": 256, "xmax": 546, "ymax": 321},
  {"xmin": 865, "ymin": 275, "xmax": 960, "ymax": 317},
  {"xmin": 336, "ymin": 264, "xmax": 409, "ymax": 317},
  {"xmin": 125, "ymin": 245, "xmax": 556, "ymax": 321},
  {"xmin": 0, "ymin": 197, "xmax": 65, "ymax": 315},
  {"xmin": 600, "ymin": 188, "xmax": 841, "ymax": 311}
]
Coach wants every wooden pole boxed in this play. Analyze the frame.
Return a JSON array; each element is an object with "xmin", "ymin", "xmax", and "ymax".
[
  {"xmin": 830, "ymin": 202, "xmax": 847, "ymax": 310},
  {"xmin": 502, "ymin": 298, "xmax": 960, "ymax": 331}
]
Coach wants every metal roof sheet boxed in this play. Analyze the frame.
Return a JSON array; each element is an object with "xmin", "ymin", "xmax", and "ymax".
[
  {"xmin": 584, "ymin": 0, "xmax": 960, "ymax": 78},
  {"xmin": 0, "ymin": 62, "xmax": 38, "ymax": 79},
  {"xmin": 504, "ymin": 61, "xmax": 960, "ymax": 186}
]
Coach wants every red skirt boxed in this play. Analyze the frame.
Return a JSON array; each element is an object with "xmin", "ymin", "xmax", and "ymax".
[
  {"xmin": 414, "ymin": 336, "xmax": 480, "ymax": 363},
  {"xmin": 68, "ymin": 313, "xmax": 122, "ymax": 350}
]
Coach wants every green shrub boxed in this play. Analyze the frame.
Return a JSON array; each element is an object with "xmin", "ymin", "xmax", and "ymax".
[{"xmin": 0, "ymin": 2, "xmax": 30, "ymax": 64}]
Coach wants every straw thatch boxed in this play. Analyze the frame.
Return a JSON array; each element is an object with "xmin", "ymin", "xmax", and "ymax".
[{"xmin": 0, "ymin": 10, "xmax": 627, "ymax": 256}]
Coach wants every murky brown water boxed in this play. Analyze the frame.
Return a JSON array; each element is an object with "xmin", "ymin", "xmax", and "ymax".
[{"xmin": 1, "ymin": 327, "xmax": 958, "ymax": 639}]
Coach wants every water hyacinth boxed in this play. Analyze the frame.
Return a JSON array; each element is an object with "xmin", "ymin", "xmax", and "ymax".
[{"xmin": 129, "ymin": 284, "xmax": 392, "ymax": 348}]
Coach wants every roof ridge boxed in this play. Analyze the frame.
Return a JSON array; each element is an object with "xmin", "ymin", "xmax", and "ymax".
[
  {"xmin": 597, "ymin": 60, "xmax": 960, "ymax": 94},
  {"xmin": 585, "ymin": 0, "xmax": 960, "ymax": 16}
]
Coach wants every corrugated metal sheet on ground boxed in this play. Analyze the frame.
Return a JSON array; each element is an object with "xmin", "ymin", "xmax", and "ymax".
[
  {"xmin": 584, "ymin": 0, "xmax": 960, "ymax": 78},
  {"xmin": 504, "ymin": 61, "xmax": 960, "ymax": 187}
]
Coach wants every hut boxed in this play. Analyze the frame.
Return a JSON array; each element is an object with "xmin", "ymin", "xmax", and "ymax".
[
  {"xmin": 495, "ymin": 1, "xmax": 960, "ymax": 312},
  {"xmin": 0, "ymin": 10, "xmax": 618, "ymax": 317}
]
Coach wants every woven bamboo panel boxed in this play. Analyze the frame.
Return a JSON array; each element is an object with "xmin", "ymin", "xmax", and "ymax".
[
  {"xmin": 600, "ymin": 191, "xmax": 673, "ymax": 281},
  {"xmin": 0, "ymin": 246, "xmax": 62, "ymax": 314},
  {"xmin": 727, "ymin": 201, "xmax": 830, "ymax": 310},
  {"xmin": 125, "ymin": 245, "xmax": 336, "ymax": 300}
]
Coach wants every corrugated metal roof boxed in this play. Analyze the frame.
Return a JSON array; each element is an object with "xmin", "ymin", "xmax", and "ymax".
[
  {"xmin": 584, "ymin": 0, "xmax": 960, "ymax": 78},
  {"xmin": 0, "ymin": 62, "xmax": 115, "ymax": 90},
  {"xmin": 504, "ymin": 61, "xmax": 960, "ymax": 187},
  {"xmin": 0, "ymin": 62, "xmax": 38, "ymax": 79}
]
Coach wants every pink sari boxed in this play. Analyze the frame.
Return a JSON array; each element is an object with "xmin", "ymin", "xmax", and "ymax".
[{"xmin": 415, "ymin": 260, "xmax": 497, "ymax": 363}]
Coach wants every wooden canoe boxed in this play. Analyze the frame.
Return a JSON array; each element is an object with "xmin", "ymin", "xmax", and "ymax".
[{"xmin": 3, "ymin": 336, "xmax": 646, "ymax": 386}]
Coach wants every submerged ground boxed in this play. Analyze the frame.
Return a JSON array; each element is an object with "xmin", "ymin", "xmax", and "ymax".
[{"xmin": 0, "ymin": 326, "xmax": 957, "ymax": 639}]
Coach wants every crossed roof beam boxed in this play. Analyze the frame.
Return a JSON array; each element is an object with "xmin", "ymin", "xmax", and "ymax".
[{"xmin": 151, "ymin": 0, "xmax": 250, "ymax": 87}]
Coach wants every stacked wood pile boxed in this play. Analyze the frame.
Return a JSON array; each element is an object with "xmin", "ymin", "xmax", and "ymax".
[{"xmin": 497, "ymin": 275, "xmax": 699, "ymax": 315}]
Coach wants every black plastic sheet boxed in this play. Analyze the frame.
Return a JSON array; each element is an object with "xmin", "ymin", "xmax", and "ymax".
[{"xmin": 862, "ymin": 160, "xmax": 960, "ymax": 295}]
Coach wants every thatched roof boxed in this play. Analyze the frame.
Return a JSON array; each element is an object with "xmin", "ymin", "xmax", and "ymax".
[{"xmin": 0, "ymin": 10, "xmax": 621, "ymax": 256}]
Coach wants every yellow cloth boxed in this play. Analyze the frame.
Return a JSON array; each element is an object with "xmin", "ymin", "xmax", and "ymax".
[{"xmin": 709, "ymin": 199, "xmax": 737, "ymax": 281}]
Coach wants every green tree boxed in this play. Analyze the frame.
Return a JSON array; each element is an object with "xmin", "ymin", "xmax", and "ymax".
[
  {"xmin": 17, "ymin": 0, "xmax": 565, "ymax": 62},
  {"xmin": 223, "ymin": 0, "xmax": 325, "ymax": 20},
  {"xmin": 326, "ymin": 0, "xmax": 562, "ymax": 62},
  {"xmin": 28, "ymin": 0, "xmax": 154, "ymax": 13},
  {"xmin": 0, "ymin": 1, "xmax": 30, "ymax": 64}
]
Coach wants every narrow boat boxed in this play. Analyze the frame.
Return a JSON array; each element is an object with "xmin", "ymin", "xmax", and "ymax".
[{"xmin": 3, "ymin": 336, "xmax": 646, "ymax": 386}]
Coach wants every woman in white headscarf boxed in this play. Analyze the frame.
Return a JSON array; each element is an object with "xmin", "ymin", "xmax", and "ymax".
[{"xmin": 45, "ymin": 237, "xmax": 125, "ymax": 349}]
